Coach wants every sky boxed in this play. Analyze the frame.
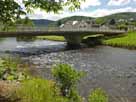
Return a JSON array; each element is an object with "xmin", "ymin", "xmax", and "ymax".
[{"xmin": 16, "ymin": 0, "xmax": 136, "ymax": 21}]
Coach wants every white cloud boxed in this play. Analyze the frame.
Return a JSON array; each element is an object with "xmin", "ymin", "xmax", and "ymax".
[
  {"xmin": 89, "ymin": 7, "xmax": 136, "ymax": 17},
  {"xmin": 80, "ymin": 0, "xmax": 101, "ymax": 9},
  {"xmin": 108, "ymin": 0, "xmax": 130, "ymax": 6},
  {"xmin": 27, "ymin": 7, "xmax": 136, "ymax": 20}
]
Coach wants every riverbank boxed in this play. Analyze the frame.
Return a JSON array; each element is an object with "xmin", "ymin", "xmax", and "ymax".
[
  {"xmin": 103, "ymin": 32, "xmax": 136, "ymax": 49},
  {"xmin": 0, "ymin": 81, "xmax": 19, "ymax": 102},
  {"xmin": 37, "ymin": 32, "xmax": 136, "ymax": 49},
  {"xmin": 37, "ymin": 36, "xmax": 65, "ymax": 41}
]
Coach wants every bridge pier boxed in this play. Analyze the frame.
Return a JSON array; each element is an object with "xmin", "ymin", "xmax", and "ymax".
[{"xmin": 64, "ymin": 35, "xmax": 82, "ymax": 49}]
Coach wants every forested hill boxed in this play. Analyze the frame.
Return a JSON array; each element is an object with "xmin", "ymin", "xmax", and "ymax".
[
  {"xmin": 32, "ymin": 19, "xmax": 54, "ymax": 26},
  {"xmin": 95, "ymin": 12, "xmax": 136, "ymax": 24}
]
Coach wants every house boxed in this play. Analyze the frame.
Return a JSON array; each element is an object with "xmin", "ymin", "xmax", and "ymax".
[{"xmin": 60, "ymin": 20, "xmax": 101, "ymax": 29}]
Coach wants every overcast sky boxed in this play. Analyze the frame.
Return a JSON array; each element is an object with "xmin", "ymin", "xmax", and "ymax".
[{"xmin": 16, "ymin": 0, "xmax": 136, "ymax": 20}]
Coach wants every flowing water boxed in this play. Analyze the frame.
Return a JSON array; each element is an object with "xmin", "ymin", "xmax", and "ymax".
[{"xmin": 0, "ymin": 37, "xmax": 136, "ymax": 102}]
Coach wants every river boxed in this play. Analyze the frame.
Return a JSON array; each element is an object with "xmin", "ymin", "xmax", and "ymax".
[{"xmin": 0, "ymin": 37, "xmax": 136, "ymax": 102}]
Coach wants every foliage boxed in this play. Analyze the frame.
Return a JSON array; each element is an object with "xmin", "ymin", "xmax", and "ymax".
[
  {"xmin": 109, "ymin": 19, "xmax": 116, "ymax": 25},
  {"xmin": 88, "ymin": 88, "xmax": 108, "ymax": 102},
  {"xmin": 24, "ymin": 0, "xmax": 85, "ymax": 13},
  {"xmin": 0, "ymin": 57, "xmax": 29, "ymax": 81},
  {"xmin": 0, "ymin": 0, "xmax": 26, "ymax": 30},
  {"xmin": 117, "ymin": 24, "xmax": 128, "ymax": 31},
  {"xmin": 15, "ymin": 78, "xmax": 68, "ymax": 102},
  {"xmin": 103, "ymin": 32, "xmax": 136, "ymax": 49},
  {"xmin": 95, "ymin": 18, "xmax": 105, "ymax": 24},
  {"xmin": 52, "ymin": 64, "xmax": 84, "ymax": 102},
  {"xmin": 16, "ymin": 17, "xmax": 34, "ymax": 27}
]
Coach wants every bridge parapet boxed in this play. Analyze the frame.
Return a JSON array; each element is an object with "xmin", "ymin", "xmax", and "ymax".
[{"xmin": 0, "ymin": 26, "xmax": 126, "ymax": 33}]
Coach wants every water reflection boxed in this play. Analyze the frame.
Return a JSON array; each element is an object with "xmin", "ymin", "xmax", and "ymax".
[
  {"xmin": 0, "ymin": 37, "xmax": 66, "ymax": 55},
  {"xmin": 0, "ymin": 38, "xmax": 6, "ymax": 42},
  {"xmin": 16, "ymin": 36, "xmax": 37, "ymax": 42}
]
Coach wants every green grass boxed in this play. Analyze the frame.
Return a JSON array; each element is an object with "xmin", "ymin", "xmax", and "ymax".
[
  {"xmin": 15, "ymin": 78, "xmax": 68, "ymax": 102},
  {"xmin": 88, "ymin": 88, "xmax": 108, "ymax": 102},
  {"xmin": 37, "ymin": 36, "xmax": 65, "ymax": 41},
  {"xmin": 103, "ymin": 32, "xmax": 136, "ymax": 49}
]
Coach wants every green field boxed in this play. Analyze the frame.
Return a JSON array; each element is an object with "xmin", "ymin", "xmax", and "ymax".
[
  {"xmin": 103, "ymin": 32, "xmax": 136, "ymax": 49},
  {"xmin": 37, "ymin": 36, "xmax": 65, "ymax": 41}
]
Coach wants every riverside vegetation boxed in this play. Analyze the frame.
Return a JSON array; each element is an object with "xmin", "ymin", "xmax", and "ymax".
[
  {"xmin": 0, "ymin": 57, "xmax": 108, "ymax": 102},
  {"xmin": 103, "ymin": 32, "xmax": 136, "ymax": 49}
]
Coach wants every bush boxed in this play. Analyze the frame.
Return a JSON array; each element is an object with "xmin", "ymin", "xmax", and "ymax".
[
  {"xmin": 88, "ymin": 88, "xmax": 108, "ymax": 102},
  {"xmin": 0, "ymin": 57, "xmax": 29, "ymax": 81},
  {"xmin": 15, "ymin": 78, "xmax": 68, "ymax": 102},
  {"xmin": 52, "ymin": 64, "xmax": 84, "ymax": 102}
]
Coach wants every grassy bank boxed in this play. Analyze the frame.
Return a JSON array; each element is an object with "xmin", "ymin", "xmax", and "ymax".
[
  {"xmin": 103, "ymin": 32, "xmax": 136, "ymax": 49},
  {"xmin": 37, "ymin": 36, "xmax": 65, "ymax": 41}
]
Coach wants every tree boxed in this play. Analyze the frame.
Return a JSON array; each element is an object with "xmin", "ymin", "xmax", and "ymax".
[
  {"xmin": 0, "ymin": 0, "xmax": 85, "ymax": 30},
  {"xmin": 16, "ymin": 17, "xmax": 34, "ymax": 26},
  {"xmin": 57, "ymin": 20, "xmax": 62, "ymax": 26},
  {"xmin": 109, "ymin": 19, "xmax": 116, "ymax": 25},
  {"xmin": 24, "ymin": 0, "xmax": 85, "ymax": 12},
  {"xmin": 0, "ymin": 0, "xmax": 26, "ymax": 30}
]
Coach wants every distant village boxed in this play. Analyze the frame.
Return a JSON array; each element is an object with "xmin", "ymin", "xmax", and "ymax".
[
  {"xmin": 60, "ymin": 20, "xmax": 111, "ymax": 30},
  {"xmin": 59, "ymin": 18, "xmax": 136, "ymax": 31}
]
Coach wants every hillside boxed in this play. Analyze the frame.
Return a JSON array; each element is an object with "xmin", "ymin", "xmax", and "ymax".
[
  {"xmin": 32, "ymin": 19, "xmax": 54, "ymax": 26},
  {"xmin": 95, "ymin": 12, "xmax": 136, "ymax": 24},
  {"xmin": 50, "ymin": 16, "xmax": 94, "ymax": 26}
]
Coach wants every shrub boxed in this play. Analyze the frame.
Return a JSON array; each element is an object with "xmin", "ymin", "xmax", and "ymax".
[
  {"xmin": 15, "ymin": 78, "xmax": 68, "ymax": 102},
  {"xmin": 52, "ymin": 64, "xmax": 84, "ymax": 102},
  {"xmin": 0, "ymin": 57, "xmax": 29, "ymax": 81},
  {"xmin": 88, "ymin": 88, "xmax": 108, "ymax": 102}
]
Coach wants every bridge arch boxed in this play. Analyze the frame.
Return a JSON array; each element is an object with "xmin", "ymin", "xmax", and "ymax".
[{"xmin": 64, "ymin": 34, "xmax": 104, "ymax": 47}]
